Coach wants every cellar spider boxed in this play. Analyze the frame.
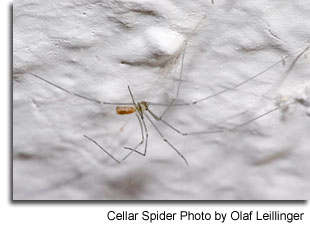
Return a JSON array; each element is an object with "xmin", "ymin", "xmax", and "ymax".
[{"xmin": 27, "ymin": 44, "xmax": 309, "ymax": 166}]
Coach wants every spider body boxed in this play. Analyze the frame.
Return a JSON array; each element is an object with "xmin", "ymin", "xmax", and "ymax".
[
  {"xmin": 116, "ymin": 101, "xmax": 149, "ymax": 115},
  {"xmin": 116, "ymin": 106, "xmax": 136, "ymax": 115}
]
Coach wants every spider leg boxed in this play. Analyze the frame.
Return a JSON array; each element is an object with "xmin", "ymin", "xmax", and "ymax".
[
  {"xmin": 28, "ymin": 72, "xmax": 133, "ymax": 105},
  {"xmin": 225, "ymin": 101, "xmax": 296, "ymax": 133},
  {"xmin": 147, "ymin": 101, "xmax": 295, "ymax": 136},
  {"xmin": 122, "ymin": 86, "xmax": 149, "ymax": 159},
  {"xmin": 148, "ymin": 108, "xmax": 223, "ymax": 136},
  {"xmin": 83, "ymin": 135, "xmax": 120, "ymax": 164},
  {"xmin": 144, "ymin": 113, "xmax": 189, "ymax": 166},
  {"xmin": 122, "ymin": 112, "xmax": 145, "ymax": 161},
  {"xmin": 123, "ymin": 111, "xmax": 149, "ymax": 158},
  {"xmin": 158, "ymin": 15, "xmax": 208, "ymax": 119},
  {"xmin": 158, "ymin": 42, "xmax": 187, "ymax": 119},
  {"xmin": 148, "ymin": 45, "xmax": 309, "ymax": 107}
]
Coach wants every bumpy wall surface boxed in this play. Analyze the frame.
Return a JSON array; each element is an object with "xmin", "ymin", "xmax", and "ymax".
[{"xmin": 13, "ymin": 0, "xmax": 310, "ymax": 200}]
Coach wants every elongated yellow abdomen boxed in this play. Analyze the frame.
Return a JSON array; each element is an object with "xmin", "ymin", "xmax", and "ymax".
[{"xmin": 116, "ymin": 106, "xmax": 136, "ymax": 115}]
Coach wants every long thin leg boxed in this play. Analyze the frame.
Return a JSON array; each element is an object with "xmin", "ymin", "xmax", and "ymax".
[
  {"xmin": 144, "ymin": 113, "xmax": 189, "ymax": 166},
  {"xmin": 149, "ymin": 56, "xmax": 287, "ymax": 107},
  {"xmin": 83, "ymin": 135, "xmax": 120, "ymax": 164},
  {"xmin": 148, "ymin": 108, "xmax": 223, "ymax": 135},
  {"xmin": 226, "ymin": 100, "xmax": 296, "ymax": 132},
  {"xmin": 122, "ymin": 112, "xmax": 145, "ymax": 161},
  {"xmin": 158, "ymin": 15, "xmax": 208, "ymax": 118},
  {"xmin": 127, "ymin": 85, "xmax": 137, "ymax": 106},
  {"xmin": 159, "ymin": 42, "xmax": 188, "ymax": 119},
  {"xmin": 147, "ymin": 101, "xmax": 295, "ymax": 136},
  {"xmin": 148, "ymin": 45, "xmax": 309, "ymax": 107},
  {"xmin": 123, "ymin": 111, "xmax": 149, "ymax": 157},
  {"xmin": 185, "ymin": 101, "xmax": 296, "ymax": 135},
  {"xmin": 286, "ymin": 46, "xmax": 309, "ymax": 75},
  {"xmin": 28, "ymin": 72, "xmax": 133, "ymax": 106},
  {"xmin": 122, "ymin": 86, "xmax": 149, "ymax": 158}
]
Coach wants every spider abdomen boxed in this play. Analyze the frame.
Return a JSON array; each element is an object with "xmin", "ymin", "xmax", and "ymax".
[{"xmin": 116, "ymin": 106, "xmax": 136, "ymax": 115}]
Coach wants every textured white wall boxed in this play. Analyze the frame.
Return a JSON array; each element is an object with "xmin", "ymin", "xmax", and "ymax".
[{"xmin": 13, "ymin": 0, "xmax": 310, "ymax": 200}]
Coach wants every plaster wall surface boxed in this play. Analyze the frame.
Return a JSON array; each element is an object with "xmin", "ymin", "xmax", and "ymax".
[{"xmin": 13, "ymin": 0, "xmax": 310, "ymax": 200}]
